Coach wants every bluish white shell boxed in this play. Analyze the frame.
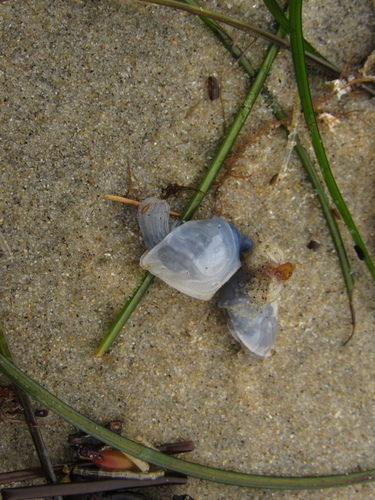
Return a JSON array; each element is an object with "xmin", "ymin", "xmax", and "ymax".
[
  {"xmin": 138, "ymin": 198, "xmax": 253, "ymax": 300},
  {"xmin": 217, "ymin": 243, "xmax": 285, "ymax": 357},
  {"xmin": 138, "ymin": 197, "xmax": 170, "ymax": 250},
  {"xmin": 218, "ymin": 268, "xmax": 278, "ymax": 357},
  {"xmin": 140, "ymin": 216, "xmax": 243, "ymax": 300}
]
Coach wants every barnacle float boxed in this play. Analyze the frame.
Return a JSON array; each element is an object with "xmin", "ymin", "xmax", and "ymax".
[{"xmin": 138, "ymin": 197, "xmax": 295, "ymax": 357}]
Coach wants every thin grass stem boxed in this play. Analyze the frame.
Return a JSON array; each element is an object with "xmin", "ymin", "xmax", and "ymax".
[
  {"xmin": 105, "ymin": 195, "xmax": 181, "ymax": 216},
  {"xmin": 180, "ymin": 21, "xmax": 285, "ymax": 220},
  {"xmin": 95, "ymin": 272, "xmax": 154, "ymax": 356}
]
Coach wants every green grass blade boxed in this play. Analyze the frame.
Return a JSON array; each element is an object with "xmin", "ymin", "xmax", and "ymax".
[
  {"xmin": 181, "ymin": 23, "xmax": 284, "ymax": 220},
  {"xmin": 263, "ymin": 0, "xmax": 291, "ymax": 32},
  {"xmin": 289, "ymin": 0, "xmax": 375, "ymax": 283},
  {"xmin": 267, "ymin": 101, "xmax": 355, "ymax": 330},
  {"xmin": 290, "ymin": 137, "xmax": 356, "ymax": 311},
  {"xmin": 95, "ymin": 272, "xmax": 154, "ymax": 357},
  {"xmin": 1, "ymin": 353, "xmax": 375, "ymax": 489}
]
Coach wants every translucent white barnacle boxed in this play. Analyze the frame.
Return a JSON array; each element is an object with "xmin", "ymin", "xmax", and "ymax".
[
  {"xmin": 138, "ymin": 197, "xmax": 170, "ymax": 250},
  {"xmin": 138, "ymin": 198, "xmax": 253, "ymax": 300},
  {"xmin": 218, "ymin": 244, "xmax": 295, "ymax": 357}
]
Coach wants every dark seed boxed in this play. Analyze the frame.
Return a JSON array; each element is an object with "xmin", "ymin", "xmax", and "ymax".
[
  {"xmin": 207, "ymin": 76, "xmax": 220, "ymax": 101},
  {"xmin": 269, "ymin": 173, "xmax": 279, "ymax": 185},
  {"xmin": 354, "ymin": 245, "xmax": 365, "ymax": 261}
]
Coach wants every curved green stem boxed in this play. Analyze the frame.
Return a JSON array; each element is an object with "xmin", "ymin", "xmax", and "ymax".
[{"xmin": 1, "ymin": 354, "xmax": 375, "ymax": 490}]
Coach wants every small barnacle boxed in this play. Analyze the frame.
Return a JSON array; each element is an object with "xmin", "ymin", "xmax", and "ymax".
[{"xmin": 218, "ymin": 243, "xmax": 295, "ymax": 357}]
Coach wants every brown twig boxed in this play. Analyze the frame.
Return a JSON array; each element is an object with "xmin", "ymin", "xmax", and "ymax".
[
  {"xmin": 0, "ymin": 465, "xmax": 66, "ymax": 485},
  {"xmin": 157, "ymin": 440, "xmax": 195, "ymax": 454},
  {"xmin": 105, "ymin": 194, "xmax": 181, "ymax": 217},
  {"xmin": 1, "ymin": 474, "xmax": 188, "ymax": 500}
]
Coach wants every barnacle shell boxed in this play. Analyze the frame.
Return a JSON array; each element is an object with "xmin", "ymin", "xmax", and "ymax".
[
  {"xmin": 218, "ymin": 243, "xmax": 294, "ymax": 357},
  {"xmin": 140, "ymin": 217, "xmax": 243, "ymax": 300},
  {"xmin": 138, "ymin": 198, "xmax": 253, "ymax": 300},
  {"xmin": 218, "ymin": 268, "xmax": 278, "ymax": 357},
  {"xmin": 138, "ymin": 197, "xmax": 170, "ymax": 250}
]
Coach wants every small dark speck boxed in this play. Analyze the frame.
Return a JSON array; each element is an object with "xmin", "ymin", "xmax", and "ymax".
[
  {"xmin": 34, "ymin": 409, "xmax": 49, "ymax": 417},
  {"xmin": 307, "ymin": 240, "xmax": 320, "ymax": 251},
  {"xmin": 354, "ymin": 245, "xmax": 365, "ymax": 261}
]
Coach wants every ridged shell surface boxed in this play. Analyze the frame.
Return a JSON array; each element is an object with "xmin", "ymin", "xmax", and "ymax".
[{"xmin": 137, "ymin": 197, "xmax": 170, "ymax": 250}]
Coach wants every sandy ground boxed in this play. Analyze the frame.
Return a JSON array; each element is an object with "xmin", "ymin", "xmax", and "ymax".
[{"xmin": 0, "ymin": 0, "xmax": 375, "ymax": 499}]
